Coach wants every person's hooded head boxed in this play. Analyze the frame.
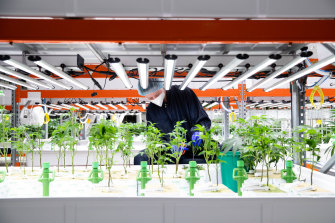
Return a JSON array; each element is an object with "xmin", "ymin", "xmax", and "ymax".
[{"xmin": 137, "ymin": 79, "xmax": 166, "ymax": 107}]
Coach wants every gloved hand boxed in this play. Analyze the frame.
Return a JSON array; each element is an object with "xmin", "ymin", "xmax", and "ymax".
[
  {"xmin": 171, "ymin": 144, "xmax": 189, "ymax": 155},
  {"xmin": 191, "ymin": 131, "xmax": 202, "ymax": 147}
]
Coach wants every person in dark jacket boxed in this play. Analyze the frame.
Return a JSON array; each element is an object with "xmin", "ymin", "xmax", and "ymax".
[{"xmin": 134, "ymin": 79, "xmax": 211, "ymax": 165}]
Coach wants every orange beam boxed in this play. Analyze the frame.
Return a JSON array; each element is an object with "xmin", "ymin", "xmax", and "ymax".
[
  {"xmin": 0, "ymin": 19, "xmax": 334, "ymax": 43},
  {"xmin": 19, "ymin": 88, "xmax": 335, "ymax": 99}
]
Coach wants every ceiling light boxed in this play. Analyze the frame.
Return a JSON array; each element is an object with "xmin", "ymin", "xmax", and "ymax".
[
  {"xmin": 200, "ymin": 54, "xmax": 249, "ymax": 91},
  {"xmin": 207, "ymin": 102, "xmax": 219, "ymax": 108},
  {"xmin": 246, "ymin": 102, "xmax": 258, "ymax": 107},
  {"xmin": 248, "ymin": 52, "xmax": 312, "ymax": 92},
  {"xmin": 265, "ymin": 55, "xmax": 335, "ymax": 92},
  {"xmin": 108, "ymin": 57, "xmax": 132, "ymax": 89},
  {"xmin": 41, "ymin": 104, "xmax": 61, "ymax": 110},
  {"xmin": 96, "ymin": 103, "xmax": 109, "ymax": 110},
  {"xmin": 0, "ymin": 55, "xmax": 70, "ymax": 89},
  {"xmin": 180, "ymin": 55, "xmax": 210, "ymax": 90},
  {"xmin": 28, "ymin": 56, "xmax": 89, "ymax": 90},
  {"xmin": 0, "ymin": 65, "xmax": 49, "ymax": 89},
  {"xmin": 51, "ymin": 104, "xmax": 67, "ymax": 109},
  {"xmin": 0, "ymin": 81, "xmax": 16, "ymax": 90},
  {"xmin": 142, "ymin": 103, "xmax": 146, "ymax": 110},
  {"xmin": 136, "ymin": 58, "xmax": 150, "ymax": 89},
  {"xmin": 202, "ymin": 102, "xmax": 209, "ymax": 107},
  {"xmin": 222, "ymin": 54, "xmax": 281, "ymax": 90},
  {"xmin": 118, "ymin": 104, "xmax": 128, "ymax": 110},
  {"xmin": 74, "ymin": 103, "xmax": 90, "ymax": 110},
  {"xmin": 164, "ymin": 55, "xmax": 177, "ymax": 90},
  {"xmin": 86, "ymin": 104, "xmax": 100, "ymax": 110},
  {"xmin": 62, "ymin": 104, "xmax": 78, "ymax": 110},
  {"xmin": 108, "ymin": 104, "xmax": 118, "ymax": 110},
  {"xmin": 0, "ymin": 73, "xmax": 37, "ymax": 90}
]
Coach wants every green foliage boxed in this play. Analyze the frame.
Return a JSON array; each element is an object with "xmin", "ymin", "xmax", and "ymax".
[
  {"xmin": 47, "ymin": 118, "xmax": 60, "ymax": 138},
  {"xmin": 11, "ymin": 125, "xmax": 28, "ymax": 173},
  {"xmin": 0, "ymin": 106, "xmax": 11, "ymax": 172},
  {"xmin": 50, "ymin": 117, "xmax": 67, "ymax": 172},
  {"xmin": 118, "ymin": 123, "xmax": 135, "ymax": 175},
  {"xmin": 295, "ymin": 125, "xmax": 323, "ymax": 185},
  {"xmin": 25, "ymin": 125, "xmax": 45, "ymax": 170},
  {"xmin": 168, "ymin": 121, "xmax": 187, "ymax": 175},
  {"xmin": 89, "ymin": 119, "xmax": 118, "ymax": 171},
  {"xmin": 194, "ymin": 124, "xmax": 222, "ymax": 183},
  {"xmin": 324, "ymin": 109, "xmax": 335, "ymax": 158}
]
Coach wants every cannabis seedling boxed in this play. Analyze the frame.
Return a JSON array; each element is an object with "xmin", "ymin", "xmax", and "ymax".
[
  {"xmin": 0, "ymin": 106, "xmax": 11, "ymax": 173},
  {"xmin": 168, "ymin": 121, "xmax": 187, "ymax": 176}
]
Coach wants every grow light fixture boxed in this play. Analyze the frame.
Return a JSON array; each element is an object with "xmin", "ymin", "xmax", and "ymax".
[
  {"xmin": 265, "ymin": 55, "xmax": 335, "ymax": 92},
  {"xmin": 62, "ymin": 104, "xmax": 78, "ymax": 110},
  {"xmin": 248, "ymin": 52, "xmax": 312, "ymax": 92},
  {"xmin": 118, "ymin": 104, "xmax": 128, "ymax": 110},
  {"xmin": 41, "ymin": 104, "xmax": 61, "ymax": 110},
  {"xmin": 222, "ymin": 54, "xmax": 281, "ymax": 90},
  {"xmin": 108, "ymin": 58, "xmax": 133, "ymax": 89},
  {"xmin": 74, "ymin": 103, "xmax": 90, "ymax": 110},
  {"xmin": 200, "ymin": 54, "xmax": 249, "ymax": 91},
  {"xmin": 0, "ymin": 81, "xmax": 16, "ymax": 90},
  {"xmin": 0, "ymin": 73, "xmax": 37, "ymax": 90},
  {"xmin": 202, "ymin": 102, "xmax": 209, "ymax": 107},
  {"xmin": 0, "ymin": 65, "xmax": 48, "ymax": 89},
  {"xmin": 180, "ymin": 55, "xmax": 210, "ymax": 90},
  {"xmin": 96, "ymin": 103, "xmax": 109, "ymax": 110},
  {"xmin": 51, "ymin": 104, "xmax": 67, "ymax": 110},
  {"xmin": 28, "ymin": 56, "xmax": 89, "ymax": 90},
  {"xmin": 142, "ymin": 103, "xmax": 146, "ymax": 110},
  {"xmin": 207, "ymin": 102, "xmax": 219, "ymax": 108},
  {"xmin": 86, "ymin": 104, "xmax": 100, "ymax": 110},
  {"xmin": 108, "ymin": 104, "xmax": 118, "ymax": 110},
  {"xmin": 246, "ymin": 102, "xmax": 258, "ymax": 107},
  {"xmin": 0, "ymin": 55, "xmax": 70, "ymax": 89},
  {"xmin": 136, "ymin": 58, "xmax": 149, "ymax": 89},
  {"xmin": 164, "ymin": 55, "xmax": 177, "ymax": 90}
]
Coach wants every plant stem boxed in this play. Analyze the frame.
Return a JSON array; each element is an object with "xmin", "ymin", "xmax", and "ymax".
[
  {"xmin": 86, "ymin": 148, "xmax": 89, "ymax": 169},
  {"xmin": 31, "ymin": 151, "xmax": 34, "ymax": 172},
  {"xmin": 207, "ymin": 163, "xmax": 211, "ymax": 182}
]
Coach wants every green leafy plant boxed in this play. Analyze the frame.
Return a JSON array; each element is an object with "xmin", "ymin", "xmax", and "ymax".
[
  {"xmin": 194, "ymin": 124, "xmax": 221, "ymax": 183},
  {"xmin": 168, "ymin": 121, "xmax": 187, "ymax": 176},
  {"xmin": 118, "ymin": 123, "xmax": 135, "ymax": 175},
  {"xmin": 0, "ymin": 106, "xmax": 11, "ymax": 172},
  {"xmin": 25, "ymin": 125, "xmax": 45, "ymax": 168},
  {"xmin": 295, "ymin": 126, "xmax": 323, "ymax": 185},
  {"xmin": 11, "ymin": 126, "xmax": 28, "ymax": 174},
  {"xmin": 89, "ymin": 119, "xmax": 118, "ymax": 174},
  {"xmin": 50, "ymin": 120, "xmax": 67, "ymax": 172},
  {"xmin": 142, "ymin": 122, "xmax": 160, "ymax": 172}
]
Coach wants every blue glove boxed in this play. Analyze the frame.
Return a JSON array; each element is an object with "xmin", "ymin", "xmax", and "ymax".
[
  {"xmin": 171, "ymin": 144, "xmax": 189, "ymax": 154},
  {"xmin": 192, "ymin": 131, "xmax": 202, "ymax": 147}
]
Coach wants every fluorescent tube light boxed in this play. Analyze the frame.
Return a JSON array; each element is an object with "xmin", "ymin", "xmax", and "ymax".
[
  {"xmin": 62, "ymin": 104, "xmax": 79, "ymax": 110},
  {"xmin": 86, "ymin": 104, "xmax": 100, "ymax": 110},
  {"xmin": 200, "ymin": 54, "xmax": 248, "ymax": 91},
  {"xmin": 0, "ymin": 55, "xmax": 70, "ymax": 89},
  {"xmin": 41, "ymin": 104, "xmax": 61, "ymax": 110},
  {"xmin": 164, "ymin": 55, "xmax": 177, "ymax": 90},
  {"xmin": 137, "ymin": 58, "xmax": 149, "ymax": 89},
  {"xmin": 142, "ymin": 103, "xmax": 146, "ymax": 110},
  {"xmin": 51, "ymin": 104, "xmax": 67, "ymax": 109},
  {"xmin": 96, "ymin": 103, "xmax": 109, "ymax": 110},
  {"xmin": 118, "ymin": 104, "xmax": 128, "ymax": 110},
  {"xmin": 248, "ymin": 52, "xmax": 312, "ymax": 92},
  {"xmin": 180, "ymin": 55, "xmax": 210, "ymax": 90},
  {"xmin": 207, "ymin": 102, "xmax": 219, "ymax": 108},
  {"xmin": 265, "ymin": 55, "xmax": 335, "ymax": 92},
  {"xmin": 108, "ymin": 58, "xmax": 132, "ymax": 89},
  {"xmin": 0, "ymin": 73, "xmax": 37, "ymax": 89},
  {"xmin": 222, "ymin": 54, "xmax": 281, "ymax": 90},
  {"xmin": 246, "ymin": 102, "xmax": 258, "ymax": 107},
  {"xmin": 74, "ymin": 103, "xmax": 90, "ymax": 110},
  {"xmin": 29, "ymin": 56, "xmax": 89, "ymax": 90},
  {"xmin": 202, "ymin": 102, "xmax": 209, "ymax": 107},
  {"xmin": 108, "ymin": 104, "xmax": 118, "ymax": 110},
  {"xmin": 0, "ymin": 65, "xmax": 49, "ymax": 89},
  {"xmin": 0, "ymin": 81, "xmax": 16, "ymax": 90}
]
